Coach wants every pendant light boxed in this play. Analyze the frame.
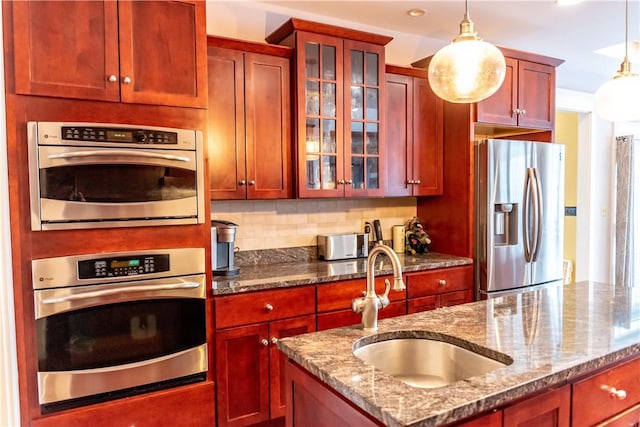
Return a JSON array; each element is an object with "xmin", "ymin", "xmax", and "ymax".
[
  {"xmin": 428, "ymin": 0, "xmax": 506, "ymax": 103},
  {"xmin": 595, "ymin": 0, "xmax": 640, "ymax": 122}
]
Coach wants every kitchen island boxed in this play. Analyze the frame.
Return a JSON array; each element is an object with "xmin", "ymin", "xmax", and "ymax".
[{"xmin": 277, "ymin": 281, "xmax": 640, "ymax": 426}]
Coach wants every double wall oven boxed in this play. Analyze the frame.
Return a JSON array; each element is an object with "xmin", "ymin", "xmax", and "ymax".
[
  {"xmin": 32, "ymin": 248, "xmax": 207, "ymax": 413},
  {"xmin": 28, "ymin": 121, "xmax": 206, "ymax": 230}
]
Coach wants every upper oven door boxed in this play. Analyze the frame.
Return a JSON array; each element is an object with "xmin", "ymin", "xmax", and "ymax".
[{"xmin": 32, "ymin": 145, "xmax": 200, "ymax": 230}]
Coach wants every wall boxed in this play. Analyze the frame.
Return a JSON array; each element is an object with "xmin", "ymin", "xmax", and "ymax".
[
  {"xmin": 556, "ymin": 111, "xmax": 579, "ymax": 282},
  {"xmin": 211, "ymin": 198, "xmax": 417, "ymax": 251}
]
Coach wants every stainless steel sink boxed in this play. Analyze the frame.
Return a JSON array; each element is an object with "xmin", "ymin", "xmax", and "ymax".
[{"xmin": 353, "ymin": 337, "xmax": 510, "ymax": 388}]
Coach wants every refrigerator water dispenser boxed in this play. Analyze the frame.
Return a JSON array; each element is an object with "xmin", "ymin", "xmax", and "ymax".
[{"xmin": 494, "ymin": 203, "xmax": 518, "ymax": 246}]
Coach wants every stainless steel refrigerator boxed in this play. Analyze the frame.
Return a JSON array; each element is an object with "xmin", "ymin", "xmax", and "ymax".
[{"xmin": 475, "ymin": 139, "xmax": 565, "ymax": 296}]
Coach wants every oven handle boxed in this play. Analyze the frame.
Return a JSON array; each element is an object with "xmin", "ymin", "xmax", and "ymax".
[
  {"xmin": 47, "ymin": 150, "xmax": 191, "ymax": 163},
  {"xmin": 41, "ymin": 282, "xmax": 200, "ymax": 304}
]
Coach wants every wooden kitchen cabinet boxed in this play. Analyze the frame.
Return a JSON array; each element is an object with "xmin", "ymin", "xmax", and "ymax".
[
  {"xmin": 476, "ymin": 49, "xmax": 564, "ymax": 130},
  {"xmin": 406, "ymin": 265, "xmax": 473, "ymax": 313},
  {"xmin": 385, "ymin": 65, "xmax": 443, "ymax": 197},
  {"xmin": 316, "ymin": 275, "xmax": 407, "ymax": 331},
  {"xmin": 214, "ymin": 287, "xmax": 316, "ymax": 426},
  {"xmin": 11, "ymin": 0, "xmax": 207, "ymax": 108},
  {"xmin": 266, "ymin": 18, "xmax": 392, "ymax": 198},
  {"xmin": 503, "ymin": 386, "xmax": 570, "ymax": 427},
  {"xmin": 207, "ymin": 37, "xmax": 292, "ymax": 200}
]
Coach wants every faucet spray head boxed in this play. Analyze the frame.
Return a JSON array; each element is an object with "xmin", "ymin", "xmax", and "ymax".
[{"xmin": 392, "ymin": 277, "xmax": 406, "ymax": 291}]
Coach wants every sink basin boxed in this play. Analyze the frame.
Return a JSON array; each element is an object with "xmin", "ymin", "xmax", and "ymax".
[{"xmin": 353, "ymin": 337, "xmax": 510, "ymax": 388}]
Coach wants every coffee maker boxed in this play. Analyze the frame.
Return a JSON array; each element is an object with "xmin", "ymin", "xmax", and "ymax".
[{"xmin": 211, "ymin": 220, "xmax": 239, "ymax": 276}]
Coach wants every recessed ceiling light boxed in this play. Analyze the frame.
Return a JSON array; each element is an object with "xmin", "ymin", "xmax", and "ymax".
[{"xmin": 407, "ymin": 8, "xmax": 426, "ymax": 17}]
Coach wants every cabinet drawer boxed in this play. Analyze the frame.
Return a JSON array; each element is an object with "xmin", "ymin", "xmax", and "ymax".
[
  {"xmin": 317, "ymin": 301, "xmax": 406, "ymax": 331},
  {"xmin": 215, "ymin": 286, "xmax": 315, "ymax": 329},
  {"xmin": 317, "ymin": 276, "xmax": 406, "ymax": 313},
  {"xmin": 406, "ymin": 266, "xmax": 472, "ymax": 298},
  {"xmin": 572, "ymin": 357, "xmax": 640, "ymax": 426}
]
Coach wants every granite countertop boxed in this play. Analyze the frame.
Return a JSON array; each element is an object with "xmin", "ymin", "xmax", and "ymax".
[
  {"xmin": 277, "ymin": 281, "xmax": 640, "ymax": 427},
  {"xmin": 212, "ymin": 252, "xmax": 472, "ymax": 295}
]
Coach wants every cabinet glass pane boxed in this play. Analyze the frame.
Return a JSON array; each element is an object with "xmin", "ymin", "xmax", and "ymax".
[
  {"xmin": 351, "ymin": 122, "xmax": 364, "ymax": 155},
  {"xmin": 351, "ymin": 50, "xmax": 364, "ymax": 84},
  {"xmin": 306, "ymin": 81, "xmax": 320, "ymax": 115},
  {"xmin": 322, "ymin": 45, "xmax": 336, "ymax": 80},
  {"xmin": 365, "ymin": 123, "xmax": 379, "ymax": 155},
  {"xmin": 305, "ymin": 118, "xmax": 320, "ymax": 154},
  {"xmin": 306, "ymin": 158, "xmax": 320, "ymax": 189},
  {"xmin": 365, "ymin": 52, "xmax": 378, "ymax": 85},
  {"xmin": 321, "ymin": 155, "xmax": 337, "ymax": 189},
  {"xmin": 367, "ymin": 158, "xmax": 379, "ymax": 189},
  {"xmin": 365, "ymin": 88, "xmax": 378, "ymax": 120},
  {"xmin": 351, "ymin": 157, "xmax": 364, "ymax": 189},
  {"xmin": 322, "ymin": 120, "xmax": 337, "ymax": 154},
  {"xmin": 321, "ymin": 83, "xmax": 336, "ymax": 117},
  {"xmin": 351, "ymin": 86, "xmax": 364, "ymax": 119},
  {"xmin": 305, "ymin": 43, "xmax": 320, "ymax": 78}
]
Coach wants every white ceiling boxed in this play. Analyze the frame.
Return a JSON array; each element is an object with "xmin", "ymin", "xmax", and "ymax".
[{"xmin": 259, "ymin": 0, "xmax": 638, "ymax": 94}]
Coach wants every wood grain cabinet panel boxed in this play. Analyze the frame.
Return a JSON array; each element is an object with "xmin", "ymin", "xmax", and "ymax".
[
  {"xmin": 406, "ymin": 265, "xmax": 473, "ymax": 313},
  {"xmin": 208, "ymin": 38, "xmax": 292, "ymax": 200},
  {"xmin": 12, "ymin": 0, "xmax": 207, "ymax": 108},
  {"xmin": 385, "ymin": 66, "xmax": 443, "ymax": 197},
  {"xmin": 503, "ymin": 386, "xmax": 570, "ymax": 427}
]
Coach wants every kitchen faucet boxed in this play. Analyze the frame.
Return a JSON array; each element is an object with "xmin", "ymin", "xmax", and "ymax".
[{"xmin": 352, "ymin": 243, "xmax": 405, "ymax": 331}]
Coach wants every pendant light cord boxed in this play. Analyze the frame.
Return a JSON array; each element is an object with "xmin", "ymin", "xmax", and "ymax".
[{"xmin": 624, "ymin": 0, "xmax": 629, "ymax": 61}]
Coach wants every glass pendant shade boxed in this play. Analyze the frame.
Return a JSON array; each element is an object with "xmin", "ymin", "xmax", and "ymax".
[
  {"xmin": 595, "ymin": 72, "xmax": 640, "ymax": 122},
  {"xmin": 428, "ymin": 39, "xmax": 506, "ymax": 103}
]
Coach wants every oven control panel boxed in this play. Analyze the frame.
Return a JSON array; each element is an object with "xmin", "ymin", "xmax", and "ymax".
[
  {"xmin": 78, "ymin": 254, "xmax": 170, "ymax": 279},
  {"xmin": 61, "ymin": 126, "xmax": 178, "ymax": 145}
]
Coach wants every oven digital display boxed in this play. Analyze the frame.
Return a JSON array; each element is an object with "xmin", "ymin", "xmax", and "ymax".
[
  {"xmin": 106, "ymin": 130, "xmax": 133, "ymax": 142},
  {"xmin": 78, "ymin": 254, "xmax": 170, "ymax": 279}
]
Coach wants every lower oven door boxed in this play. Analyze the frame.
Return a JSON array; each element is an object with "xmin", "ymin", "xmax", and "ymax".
[{"xmin": 34, "ymin": 274, "xmax": 207, "ymax": 407}]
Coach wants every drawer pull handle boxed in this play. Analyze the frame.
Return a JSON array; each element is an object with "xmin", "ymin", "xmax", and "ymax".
[
  {"xmin": 608, "ymin": 387, "xmax": 627, "ymax": 400},
  {"xmin": 271, "ymin": 337, "xmax": 278, "ymax": 345},
  {"xmin": 264, "ymin": 303, "xmax": 274, "ymax": 311},
  {"xmin": 438, "ymin": 279, "xmax": 447, "ymax": 286},
  {"xmin": 260, "ymin": 338, "xmax": 269, "ymax": 346}
]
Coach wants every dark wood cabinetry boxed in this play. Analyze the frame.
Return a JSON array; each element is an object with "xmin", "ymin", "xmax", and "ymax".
[
  {"xmin": 476, "ymin": 49, "xmax": 564, "ymax": 130},
  {"xmin": 12, "ymin": 0, "xmax": 207, "ymax": 108},
  {"xmin": 502, "ymin": 386, "xmax": 570, "ymax": 427},
  {"xmin": 267, "ymin": 19, "xmax": 392, "ymax": 198},
  {"xmin": 214, "ymin": 287, "xmax": 316, "ymax": 426},
  {"xmin": 207, "ymin": 37, "xmax": 292, "ymax": 200},
  {"xmin": 385, "ymin": 65, "xmax": 443, "ymax": 197},
  {"xmin": 406, "ymin": 265, "xmax": 473, "ymax": 313}
]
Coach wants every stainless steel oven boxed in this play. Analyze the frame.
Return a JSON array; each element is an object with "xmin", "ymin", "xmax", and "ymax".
[
  {"xmin": 32, "ymin": 248, "xmax": 207, "ymax": 413},
  {"xmin": 28, "ymin": 121, "xmax": 205, "ymax": 230}
]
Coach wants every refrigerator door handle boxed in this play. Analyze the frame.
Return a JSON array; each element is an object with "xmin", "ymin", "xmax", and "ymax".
[
  {"xmin": 531, "ymin": 168, "xmax": 544, "ymax": 262},
  {"xmin": 523, "ymin": 169, "xmax": 534, "ymax": 262}
]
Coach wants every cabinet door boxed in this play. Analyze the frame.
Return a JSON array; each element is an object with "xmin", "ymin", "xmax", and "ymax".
[
  {"xmin": 406, "ymin": 266, "xmax": 473, "ymax": 299},
  {"xmin": 503, "ymin": 386, "xmax": 570, "ymax": 427},
  {"xmin": 216, "ymin": 324, "xmax": 270, "ymax": 427},
  {"xmin": 455, "ymin": 410, "xmax": 502, "ymax": 427},
  {"xmin": 412, "ymin": 77, "xmax": 443, "ymax": 196},
  {"xmin": 269, "ymin": 315, "xmax": 316, "ymax": 418},
  {"xmin": 244, "ymin": 52, "xmax": 292, "ymax": 199},
  {"xmin": 384, "ymin": 73, "xmax": 413, "ymax": 197},
  {"xmin": 12, "ymin": 1, "xmax": 120, "ymax": 101},
  {"xmin": 597, "ymin": 403, "xmax": 640, "ymax": 427},
  {"xmin": 343, "ymin": 39, "xmax": 385, "ymax": 197},
  {"xmin": 208, "ymin": 47, "xmax": 247, "ymax": 200},
  {"xmin": 475, "ymin": 56, "xmax": 518, "ymax": 126},
  {"xmin": 296, "ymin": 32, "xmax": 344, "ymax": 198},
  {"xmin": 118, "ymin": 0, "xmax": 207, "ymax": 108},
  {"xmin": 407, "ymin": 295, "xmax": 439, "ymax": 314},
  {"xmin": 441, "ymin": 290, "xmax": 473, "ymax": 308},
  {"xmin": 517, "ymin": 60, "xmax": 556, "ymax": 129}
]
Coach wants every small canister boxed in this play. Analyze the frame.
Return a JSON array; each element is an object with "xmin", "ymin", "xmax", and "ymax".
[{"xmin": 392, "ymin": 225, "xmax": 405, "ymax": 253}]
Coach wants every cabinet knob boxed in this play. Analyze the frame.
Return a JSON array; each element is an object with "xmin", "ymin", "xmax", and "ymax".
[
  {"xmin": 122, "ymin": 76, "xmax": 132, "ymax": 84},
  {"xmin": 438, "ymin": 279, "xmax": 447, "ymax": 286},
  {"xmin": 513, "ymin": 109, "xmax": 520, "ymax": 116},
  {"xmin": 408, "ymin": 179, "xmax": 414, "ymax": 184},
  {"xmin": 338, "ymin": 179, "xmax": 345, "ymax": 185},
  {"xmin": 414, "ymin": 179, "xmax": 421, "ymax": 185},
  {"xmin": 260, "ymin": 338, "xmax": 269, "ymax": 346},
  {"xmin": 346, "ymin": 179, "xmax": 353, "ymax": 185},
  {"xmin": 271, "ymin": 337, "xmax": 278, "ymax": 345},
  {"xmin": 248, "ymin": 180, "xmax": 256, "ymax": 186},
  {"xmin": 520, "ymin": 109, "xmax": 526, "ymax": 116},
  {"xmin": 107, "ymin": 74, "xmax": 118, "ymax": 83},
  {"xmin": 239, "ymin": 180, "xmax": 246, "ymax": 186},
  {"xmin": 264, "ymin": 303, "xmax": 274, "ymax": 311},
  {"xmin": 607, "ymin": 386, "xmax": 627, "ymax": 400}
]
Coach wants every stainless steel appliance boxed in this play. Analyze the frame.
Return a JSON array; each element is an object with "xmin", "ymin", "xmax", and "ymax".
[
  {"xmin": 32, "ymin": 248, "xmax": 207, "ymax": 413},
  {"xmin": 28, "ymin": 121, "xmax": 206, "ymax": 230},
  {"xmin": 475, "ymin": 139, "xmax": 565, "ymax": 296},
  {"xmin": 317, "ymin": 233, "xmax": 369, "ymax": 260},
  {"xmin": 211, "ymin": 220, "xmax": 239, "ymax": 276}
]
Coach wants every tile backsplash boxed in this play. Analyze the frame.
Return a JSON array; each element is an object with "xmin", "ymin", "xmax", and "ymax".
[{"xmin": 211, "ymin": 198, "xmax": 417, "ymax": 251}]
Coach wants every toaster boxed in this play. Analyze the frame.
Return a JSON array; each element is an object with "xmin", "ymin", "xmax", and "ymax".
[{"xmin": 317, "ymin": 233, "xmax": 369, "ymax": 260}]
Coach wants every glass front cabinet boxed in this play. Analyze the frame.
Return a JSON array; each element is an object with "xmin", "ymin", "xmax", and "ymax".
[{"xmin": 270, "ymin": 20, "xmax": 391, "ymax": 198}]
